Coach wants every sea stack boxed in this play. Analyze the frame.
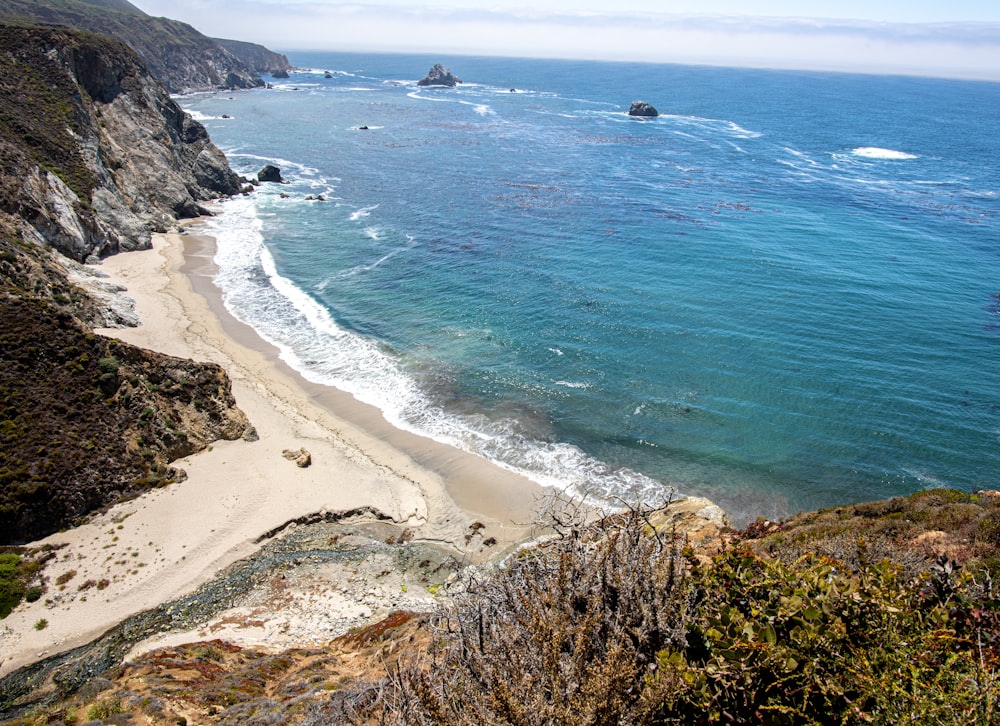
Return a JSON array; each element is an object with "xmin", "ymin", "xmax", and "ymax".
[
  {"xmin": 628, "ymin": 100, "xmax": 659, "ymax": 117},
  {"xmin": 418, "ymin": 64, "xmax": 462, "ymax": 87}
]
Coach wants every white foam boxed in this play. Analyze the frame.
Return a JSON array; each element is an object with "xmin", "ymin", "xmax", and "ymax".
[
  {"xmin": 185, "ymin": 110, "xmax": 230, "ymax": 122},
  {"xmin": 203, "ymin": 197, "xmax": 672, "ymax": 508},
  {"xmin": 852, "ymin": 147, "xmax": 918, "ymax": 160},
  {"xmin": 349, "ymin": 204, "xmax": 379, "ymax": 222}
]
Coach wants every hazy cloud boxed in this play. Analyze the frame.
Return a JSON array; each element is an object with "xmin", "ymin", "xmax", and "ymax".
[{"xmin": 130, "ymin": 1, "xmax": 1000, "ymax": 80}]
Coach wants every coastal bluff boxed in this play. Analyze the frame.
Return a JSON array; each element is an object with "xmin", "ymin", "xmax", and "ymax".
[
  {"xmin": 0, "ymin": 24, "xmax": 241, "ymax": 262},
  {"xmin": 0, "ymin": 24, "xmax": 248, "ymax": 543},
  {"xmin": 0, "ymin": 0, "xmax": 291, "ymax": 93}
]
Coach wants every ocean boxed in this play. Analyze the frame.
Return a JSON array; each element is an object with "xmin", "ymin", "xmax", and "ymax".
[{"xmin": 179, "ymin": 52, "xmax": 1000, "ymax": 523}]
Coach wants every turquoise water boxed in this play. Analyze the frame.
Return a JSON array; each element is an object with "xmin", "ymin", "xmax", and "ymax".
[{"xmin": 181, "ymin": 53, "xmax": 1000, "ymax": 523}]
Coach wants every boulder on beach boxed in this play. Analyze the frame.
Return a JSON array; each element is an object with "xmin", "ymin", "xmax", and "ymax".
[
  {"xmin": 257, "ymin": 164, "xmax": 284, "ymax": 183},
  {"xmin": 628, "ymin": 100, "xmax": 659, "ymax": 117},
  {"xmin": 418, "ymin": 64, "xmax": 462, "ymax": 87},
  {"xmin": 282, "ymin": 447, "xmax": 312, "ymax": 468}
]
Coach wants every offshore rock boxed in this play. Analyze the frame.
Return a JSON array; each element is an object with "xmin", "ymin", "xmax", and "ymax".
[
  {"xmin": 257, "ymin": 164, "xmax": 285, "ymax": 183},
  {"xmin": 628, "ymin": 100, "xmax": 659, "ymax": 117},
  {"xmin": 418, "ymin": 64, "xmax": 462, "ymax": 87}
]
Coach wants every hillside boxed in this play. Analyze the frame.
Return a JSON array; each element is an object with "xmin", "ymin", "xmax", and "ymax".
[
  {"xmin": 0, "ymin": 0, "xmax": 290, "ymax": 93},
  {"xmin": 0, "ymin": 24, "xmax": 243, "ymax": 261},
  {"xmin": 0, "ymin": 24, "xmax": 249, "ymax": 545}
]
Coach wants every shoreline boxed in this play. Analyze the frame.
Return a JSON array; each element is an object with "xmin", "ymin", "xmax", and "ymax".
[{"xmin": 0, "ymin": 228, "xmax": 555, "ymax": 679}]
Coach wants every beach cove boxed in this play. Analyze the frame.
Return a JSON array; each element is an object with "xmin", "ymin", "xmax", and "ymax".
[{"xmin": 0, "ymin": 227, "xmax": 560, "ymax": 679}]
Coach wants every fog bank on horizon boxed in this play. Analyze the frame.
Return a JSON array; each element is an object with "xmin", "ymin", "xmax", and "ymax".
[{"xmin": 130, "ymin": 2, "xmax": 1000, "ymax": 80}]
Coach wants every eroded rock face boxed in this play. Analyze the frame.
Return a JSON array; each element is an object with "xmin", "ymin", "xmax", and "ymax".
[
  {"xmin": 0, "ymin": 26, "xmax": 241, "ymax": 262},
  {"xmin": 628, "ymin": 100, "xmax": 659, "ymax": 117},
  {"xmin": 417, "ymin": 64, "xmax": 462, "ymax": 87}
]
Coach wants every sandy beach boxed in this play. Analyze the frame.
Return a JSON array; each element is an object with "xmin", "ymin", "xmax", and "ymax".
[{"xmin": 0, "ymin": 228, "xmax": 556, "ymax": 678}]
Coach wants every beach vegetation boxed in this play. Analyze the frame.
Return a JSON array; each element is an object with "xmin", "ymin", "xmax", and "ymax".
[
  {"xmin": 85, "ymin": 697, "xmax": 126, "ymax": 721},
  {"xmin": 0, "ymin": 549, "xmax": 49, "ymax": 618},
  {"xmin": 0, "ymin": 553, "xmax": 26, "ymax": 618}
]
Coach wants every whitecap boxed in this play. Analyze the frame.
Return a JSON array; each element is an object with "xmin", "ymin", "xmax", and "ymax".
[
  {"xmin": 852, "ymin": 147, "xmax": 919, "ymax": 160},
  {"xmin": 185, "ymin": 109, "xmax": 222, "ymax": 122},
  {"xmin": 555, "ymin": 381, "xmax": 591, "ymax": 389},
  {"xmin": 349, "ymin": 204, "xmax": 379, "ymax": 221}
]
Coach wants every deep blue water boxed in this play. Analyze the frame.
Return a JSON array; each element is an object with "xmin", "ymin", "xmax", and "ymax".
[{"xmin": 180, "ymin": 53, "xmax": 1000, "ymax": 523}]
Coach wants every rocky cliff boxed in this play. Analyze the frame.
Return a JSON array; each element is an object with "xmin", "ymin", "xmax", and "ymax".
[
  {"xmin": 0, "ymin": 24, "xmax": 242, "ymax": 262},
  {"xmin": 215, "ymin": 38, "xmax": 291, "ymax": 77},
  {"xmin": 0, "ymin": 0, "xmax": 291, "ymax": 94},
  {"xmin": 0, "ymin": 25, "xmax": 249, "ymax": 544}
]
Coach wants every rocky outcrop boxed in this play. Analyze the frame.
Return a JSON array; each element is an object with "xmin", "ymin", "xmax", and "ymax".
[
  {"xmin": 628, "ymin": 100, "xmax": 659, "ymax": 117},
  {"xmin": 0, "ymin": 25, "xmax": 241, "ymax": 262},
  {"xmin": 0, "ymin": 0, "xmax": 278, "ymax": 93},
  {"xmin": 418, "ymin": 64, "xmax": 462, "ymax": 87},
  {"xmin": 272, "ymin": 69, "xmax": 290, "ymax": 79}
]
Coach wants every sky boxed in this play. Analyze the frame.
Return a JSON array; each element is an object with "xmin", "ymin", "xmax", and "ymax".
[{"xmin": 128, "ymin": 1, "xmax": 1000, "ymax": 80}]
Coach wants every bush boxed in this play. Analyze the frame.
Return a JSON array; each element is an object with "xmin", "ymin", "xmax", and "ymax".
[
  {"xmin": 97, "ymin": 356, "xmax": 120, "ymax": 375},
  {"xmin": 0, "ymin": 552, "xmax": 25, "ymax": 618},
  {"xmin": 373, "ymin": 507, "xmax": 692, "ymax": 724},
  {"xmin": 350, "ymin": 503, "xmax": 999, "ymax": 725}
]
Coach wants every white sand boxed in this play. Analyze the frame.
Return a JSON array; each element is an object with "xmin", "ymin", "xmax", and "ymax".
[{"xmin": 0, "ymin": 230, "xmax": 552, "ymax": 677}]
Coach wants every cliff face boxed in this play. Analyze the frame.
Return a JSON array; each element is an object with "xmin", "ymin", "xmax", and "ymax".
[
  {"xmin": 215, "ymin": 38, "xmax": 292, "ymax": 76},
  {"xmin": 0, "ymin": 25, "xmax": 250, "ymax": 544},
  {"xmin": 0, "ymin": 25, "xmax": 241, "ymax": 262},
  {"xmin": 0, "ymin": 0, "xmax": 291, "ymax": 94}
]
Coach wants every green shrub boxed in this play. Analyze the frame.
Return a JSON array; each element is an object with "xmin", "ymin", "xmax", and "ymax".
[
  {"xmin": 24, "ymin": 585, "xmax": 43, "ymax": 602},
  {"xmin": 86, "ymin": 697, "xmax": 126, "ymax": 720},
  {"xmin": 0, "ymin": 552, "xmax": 25, "ymax": 618},
  {"xmin": 96, "ymin": 356, "xmax": 120, "ymax": 375}
]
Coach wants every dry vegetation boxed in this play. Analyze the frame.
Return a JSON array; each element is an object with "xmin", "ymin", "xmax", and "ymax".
[{"xmin": 3, "ymin": 491, "xmax": 998, "ymax": 724}]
